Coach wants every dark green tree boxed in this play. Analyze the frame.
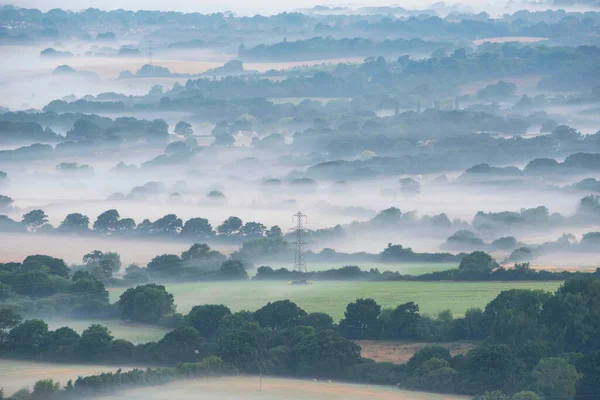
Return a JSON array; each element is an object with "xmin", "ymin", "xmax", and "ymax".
[
  {"xmin": 118, "ymin": 284, "xmax": 175, "ymax": 324},
  {"xmin": 185, "ymin": 304, "xmax": 231, "ymax": 341},
  {"xmin": 339, "ymin": 298, "xmax": 381, "ymax": 339},
  {"xmin": 254, "ymin": 300, "xmax": 307, "ymax": 330},
  {"xmin": 21, "ymin": 210, "xmax": 48, "ymax": 231},
  {"xmin": 93, "ymin": 209, "xmax": 120, "ymax": 233}
]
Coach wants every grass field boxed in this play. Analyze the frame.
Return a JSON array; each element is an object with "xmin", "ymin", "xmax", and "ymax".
[
  {"xmin": 96, "ymin": 376, "xmax": 468, "ymax": 400},
  {"xmin": 110, "ymin": 280, "xmax": 562, "ymax": 322},
  {"xmin": 46, "ymin": 318, "xmax": 169, "ymax": 344},
  {"xmin": 0, "ymin": 360, "xmax": 135, "ymax": 396},
  {"xmin": 266, "ymin": 262, "xmax": 458, "ymax": 275}
]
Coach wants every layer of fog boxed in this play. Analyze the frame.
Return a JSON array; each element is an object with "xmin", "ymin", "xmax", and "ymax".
[{"xmin": 94, "ymin": 376, "xmax": 463, "ymax": 400}]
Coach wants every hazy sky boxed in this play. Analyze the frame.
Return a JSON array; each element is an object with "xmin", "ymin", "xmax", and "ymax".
[{"xmin": 7, "ymin": 0, "xmax": 507, "ymax": 16}]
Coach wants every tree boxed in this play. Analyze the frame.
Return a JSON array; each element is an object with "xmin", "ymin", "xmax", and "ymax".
[
  {"xmin": 7, "ymin": 319, "xmax": 49, "ymax": 355},
  {"xmin": 380, "ymin": 301, "xmax": 420, "ymax": 339},
  {"xmin": 532, "ymin": 358, "xmax": 580, "ymax": 400},
  {"xmin": 32, "ymin": 379, "xmax": 59, "ymax": 399},
  {"xmin": 293, "ymin": 329, "xmax": 362, "ymax": 378},
  {"xmin": 118, "ymin": 284, "xmax": 175, "ymax": 324},
  {"xmin": 460, "ymin": 344, "xmax": 526, "ymax": 395},
  {"xmin": 157, "ymin": 326, "xmax": 204, "ymax": 364},
  {"xmin": 47, "ymin": 327, "xmax": 80, "ymax": 359},
  {"xmin": 181, "ymin": 218, "xmax": 214, "ymax": 238},
  {"xmin": 151, "ymin": 214, "xmax": 182, "ymax": 234},
  {"xmin": 339, "ymin": 298, "xmax": 381, "ymax": 339},
  {"xmin": 181, "ymin": 243, "xmax": 223, "ymax": 262},
  {"xmin": 58, "ymin": 213, "xmax": 90, "ymax": 232},
  {"xmin": 371, "ymin": 207, "xmax": 401, "ymax": 224},
  {"xmin": 175, "ymin": 121, "xmax": 193, "ymax": 135},
  {"xmin": 82, "ymin": 251, "xmax": 121, "ymax": 281},
  {"xmin": 407, "ymin": 345, "xmax": 452, "ymax": 373},
  {"xmin": 78, "ymin": 324, "xmax": 113, "ymax": 357},
  {"xmin": 217, "ymin": 216, "xmax": 243, "ymax": 236},
  {"xmin": 147, "ymin": 254, "xmax": 182, "ymax": 276},
  {"xmin": 185, "ymin": 304, "xmax": 231, "ymax": 341},
  {"xmin": 241, "ymin": 221, "xmax": 266, "ymax": 238},
  {"xmin": 93, "ymin": 209, "xmax": 120, "ymax": 233},
  {"xmin": 22, "ymin": 255, "xmax": 70, "ymax": 278},
  {"xmin": 21, "ymin": 210, "xmax": 48, "ymax": 231},
  {"xmin": 0, "ymin": 308, "xmax": 21, "ymax": 345},
  {"xmin": 298, "ymin": 312, "xmax": 334, "ymax": 331},
  {"xmin": 116, "ymin": 218, "xmax": 136, "ymax": 232},
  {"xmin": 219, "ymin": 260, "xmax": 248, "ymax": 280},
  {"xmin": 458, "ymin": 251, "xmax": 499, "ymax": 274},
  {"xmin": 0, "ymin": 195, "xmax": 13, "ymax": 210},
  {"xmin": 254, "ymin": 300, "xmax": 307, "ymax": 330},
  {"xmin": 266, "ymin": 225, "xmax": 283, "ymax": 238}
]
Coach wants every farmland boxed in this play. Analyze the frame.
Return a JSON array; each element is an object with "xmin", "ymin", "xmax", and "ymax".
[{"xmin": 110, "ymin": 280, "xmax": 562, "ymax": 322}]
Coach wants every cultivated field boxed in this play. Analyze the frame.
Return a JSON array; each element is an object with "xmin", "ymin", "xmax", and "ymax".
[
  {"xmin": 0, "ymin": 360, "xmax": 135, "ymax": 396},
  {"xmin": 95, "ymin": 376, "xmax": 468, "ymax": 400},
  {"xmin": 110, "ymin": 280, "xmax": 562, "ymax": 321},
  {"xmin": 357, "ymin": 340, "xmax": 478, "ymax": 364}
]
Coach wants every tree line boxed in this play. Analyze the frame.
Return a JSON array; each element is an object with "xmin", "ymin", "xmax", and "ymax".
[{"xmin": 1, "ymin": 275, "xmax": 600, "ymax": 399}]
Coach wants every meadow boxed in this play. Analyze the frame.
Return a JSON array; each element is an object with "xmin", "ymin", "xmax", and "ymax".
[
  {"xmin": 95, "ymin": 376, "xmax": 468, "ymax": 400},
  {"xmin": 110, "ymin": 280, "xmax": 562, "ymax": 322}
]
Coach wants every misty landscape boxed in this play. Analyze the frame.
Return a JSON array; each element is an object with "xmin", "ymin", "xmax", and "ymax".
[{"xmin": 0, "ymin": 0, "xmax": 600, "ymax": 399}]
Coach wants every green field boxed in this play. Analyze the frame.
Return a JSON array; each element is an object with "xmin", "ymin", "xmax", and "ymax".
[
  {"xmin": 46, "ymin": 318, "xmax": 169, "ymax": 343},
  {"xmin": 110, "ymin": 280, "xmax": 562, "ymax": 322},
  {"xmin": 264, "ymin": 262, "xmax": 458, "ymax": 276}
]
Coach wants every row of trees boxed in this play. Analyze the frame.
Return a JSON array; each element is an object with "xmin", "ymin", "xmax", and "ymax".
[
  {"xmin": 0, "ymin": 207, "xmax": 284, "ymax": 241},
  {"xmin": 2, "ymin": 275, "xmax": 600, "ymax": 399}
]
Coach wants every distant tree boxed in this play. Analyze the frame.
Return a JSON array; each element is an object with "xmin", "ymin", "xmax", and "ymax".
[
  {"xmin": 371, "ymin": 207, "xmax": 401, "ymax": 224},
  {"xmin": 380, "ymin": 301, "xmax": 421, "ymax": 339},
  {"xmin": 175, "ymin": 121, "xmax": 193, "ymax": 136},
  {"xmin": 241, "ymin": 221, "xmax": 266, "ymax": 238},
  {"xmin": 31, "ymin": 379, "xmax": 59, "ymax": 399},
  {"xmin": 532, "ymin": 358, "xmax": 580, "ymax": 400},
  {"xmin": 185, "ymin": 304, "xmax": 231, "ymax": 341},
  {"xmin": 266, "ymin": 225, "xmax": 283, "ymax": 238},
  {"xmin": 157, "ymin": 326, "xmax": 204, "ymax": 364},
  {"xmin": 7, "ymin": 319, "xmax": 49, "ymax": 355},
  {"xmin": 254, "ymin": 300, "xmax": 307, "ymax": 330},
  {"xmin": 116, "ymin": 218, "xmax": 136, "ymax": 232},
  {"xmin": 339, "ymin": 298, "xmax": 381, "ymax": 339},
  {"xmin": 181, "ymin": 243, "xmax": 223, "ymax": 263},
  {"xmin": 118, "ymin": 284, "xmax": 175, "ymax": 324},
  {"xmin": 181, "ymin": 218, "xmax": 214, "ymax": 238},
  {"xmin": 298, "ymin": 312, "xmax": 334, "ymax": 331},
  {"xmin": 407, "ymin": 345, "xmax": 452, "ymax": 372},
  {"xmin": 22, "ymin": 255, "xmax": 70, "ymax": 278},
  {"xmin": 78, "ymin": 324, "xmax": 113, "ymax": 358},
  {"xmin": 0, "ymin": 195, "xmax": 14, "ymax": 210},
  {"xmin": 147, "ymin": 254, "xmax": 182, "ymax": 276},
  {"xmin": 151, "ymin": 214, "xmax": 182, "ymax": 234},
  {"xmin": 458, "ymin": 251, "xmax": 499, "ymax": 274},
  {"xmin": 0, "ymin": 308, "xmax": 21, "ymax": 345},
  {"xmin": 58, "ymin": 213, "xmax": 90, "ymax": 232},
  {"xmin": 21, "ymin": 210, "xmax": 48, "ymax": 231},
  {"xmin": 511, "ymin": 392, "xmax": 541, "ymax": 400},
  {"xmin": 93, "ymin": 209, "xmax": 120, "ymax": 233},
  {"xmin": 219, "ymin": 260, "xmax": 248, "ymax": 280},
  {"xmin": 217, "ymin": 216, "xmax": 243, "ymax": 236}
]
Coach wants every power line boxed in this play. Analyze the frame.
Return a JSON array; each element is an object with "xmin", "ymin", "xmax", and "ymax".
[{"xmin": 292, "ymin": 211, "xmax": 307, "ymax": 274}]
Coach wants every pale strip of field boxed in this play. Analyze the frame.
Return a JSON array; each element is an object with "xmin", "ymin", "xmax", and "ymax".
[
  {"xmin": 357, "ymin": 340, "xmax": 478, "ymax": 364},
  {"xmin": 473, "ymin": 36, "xmax": 548, "ymax": 45},
  {"xmin": 0, "ymin": 360, "xmax": 136, "ymax": 396},
  {"xmin": 72, "ymin": 56, "xmax": 365, "ymax": 79},
  {"xmin": 95, "ymin": 376, "xmax": 468, "ymax": 400},
  {"xmin": 109, "ymin": 280, "xmax": 561, "ymax": 321}
]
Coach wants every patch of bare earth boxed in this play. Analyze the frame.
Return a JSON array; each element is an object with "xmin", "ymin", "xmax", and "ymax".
[{"xmin": 356, "ymin": 340, "xmax": 478, "ymax": 364}]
